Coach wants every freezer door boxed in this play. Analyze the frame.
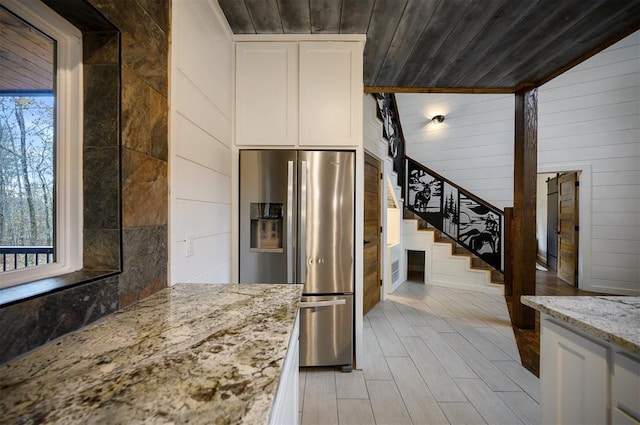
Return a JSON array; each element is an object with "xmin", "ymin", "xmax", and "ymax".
[
  {"xmin": 239, "ymin": 150, "xmax": 297, "ymax": 283},
  {"xmin": 298, "ymin": 151, "xmax": 355, "ymax": 293},
  {"xmin": 299, "ymin": 295, "xmax": 353, "ymax": 367}
]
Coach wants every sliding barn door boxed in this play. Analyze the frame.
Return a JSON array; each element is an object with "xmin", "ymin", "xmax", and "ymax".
[{"xmin": 557, "ymin": 172, "xmax": 579, "ymax": 286}]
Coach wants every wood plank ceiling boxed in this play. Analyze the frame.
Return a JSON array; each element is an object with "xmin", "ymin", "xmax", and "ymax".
[
  {"xmin": 218, "ymin": 0, "xmax": 640, "ymax": 93},
  {"xmin": 0, "ymin": 6, "xmax": 55, "ymax": 94}
]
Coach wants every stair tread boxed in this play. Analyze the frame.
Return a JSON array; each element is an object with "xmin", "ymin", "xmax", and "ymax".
[{"xmin": 404, "ymin": 217, "xmax": 505, "ymax": 289}]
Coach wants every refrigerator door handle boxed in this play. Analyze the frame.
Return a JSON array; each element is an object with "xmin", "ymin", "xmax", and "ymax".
[
  {"xmin": 287, "ymin": 160, "xmax": 295, "ymax": 283},
  {"xmin": 299, "ymin": 299, "xmax": 346, "ymax": 308},
  {"xmin": 300, "ymin": 160, "xmax": 308, "ymax": 284}
]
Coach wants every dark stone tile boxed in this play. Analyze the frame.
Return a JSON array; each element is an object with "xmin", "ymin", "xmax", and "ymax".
[
  {"xmin": 84, "ymin": 64, "xmax": 119, "ymax": 148},
  {"xmin": 122, "ymin": 66, "xmax": 150, "ymax": 154},
  {"xmin": 84, "ymin": 31, "xmax": 119, "ymax": 64},
  {"xmin": 118, "ymin": 225, "xmax": 167, "ymax": 308},
  {"xmin": 84, "ymin": 228, "xmax": 121, "ymax": 270},
  {"xmin": 121, "ymin": 24, "xmax": 168, "ymax": 96},
  {"xmin": 89, "ymin": 0, "xmax": 168, "ymax": 96},
  {"xmin": 126, "ymin": 44, "xmax": 167, "ymax": 97},
  {"xmin": 0, "ymin": 270, "xmax": 120, "ymax": 307},
  {"xmin": 122, "ymin": 148, "xmax": 167, "ymax": 228},
  {"xmin": 136, "ymin": 0, "xmax": 170, "ymax": 34},
  {"xmin": 84, "ymin": 146, "xmax": 120, "ymax": 229},
  {"xmin": 42, "ymin": 0, "xmax": 117, "ymax": 32},
  {"xmin": 0, "ymin": 0, "xmax": 170, "ymax": 366},
  {"xmin": 0, "ymin": 276, "xmax": 119, "ymax": 364},
  {"xmin": 150, "ymin": 88, "xmax": 168, "ymax": 161}
]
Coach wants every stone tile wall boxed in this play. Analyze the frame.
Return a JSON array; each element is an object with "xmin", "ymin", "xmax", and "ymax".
[{"xmin": 0, "ymin": 0, "xmax": 170, "ymax": 364}]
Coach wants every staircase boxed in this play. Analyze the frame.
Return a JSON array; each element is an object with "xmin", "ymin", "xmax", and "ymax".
[
  {"xmin": 371, "ymin": 92, "xmax": 507, "ymax": 295},
  {"xmin": 404, "ymin": 218, "xmax": 505, "ymax": 294}
]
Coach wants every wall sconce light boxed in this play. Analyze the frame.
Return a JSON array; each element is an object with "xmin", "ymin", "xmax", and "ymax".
[{"xmin": 431, "ymin": 114, "xmax": 445, "ymax": 124}]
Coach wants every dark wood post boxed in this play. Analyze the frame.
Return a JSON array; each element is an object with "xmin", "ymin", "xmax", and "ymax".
[
  {"xmin": 503, "ymin": 207, "xmax": 513, "ymax": 297},
  {"xmin": 512, "ymin": 86, "xmax": 537, "ymax": 329}
]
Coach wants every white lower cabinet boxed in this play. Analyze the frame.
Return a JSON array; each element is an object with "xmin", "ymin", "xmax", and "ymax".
[
  {"xmin": 612, "ymin": 350, "xmax": 640, "ymax": 424},
  {"xmin": 270, "ymin": 311, "xmax": 300, "ymax": 425},
  {"xmin": 540, "ymin": 317, "xmax": 609, "ymax": 424},
  {"xmin": 540, "ymin": 314, "xmax": 640, "ymax": 425}
]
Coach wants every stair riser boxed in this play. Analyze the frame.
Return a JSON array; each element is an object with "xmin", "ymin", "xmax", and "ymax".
[{"xmin": 404, "ymin": 219, "xmax": 504, "ymax": 292}]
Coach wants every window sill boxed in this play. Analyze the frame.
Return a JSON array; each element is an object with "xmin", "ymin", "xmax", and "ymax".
[{"xmin": 0, "ymin": 269, "xmax": 120, "ymax": 308}]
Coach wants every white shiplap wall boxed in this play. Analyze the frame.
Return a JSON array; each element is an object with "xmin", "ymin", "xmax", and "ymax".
[
  {"xmin": 395, "ymin": 30, "xmax": 639, "ymax": 295},
  {"xmin": 363, "ymin": 94, "xmax": 403, "ymax": 297},
  {"xmin": 538, "ymin": 31, "xmax": 640, "ymax": 295},
  {"xmin": 170, "ymin": 0, "xmax": 234, "ymax": 284},
  {"xmin": 364, "ymin": 94, "xmax": 389, "ymax": 161},
  {"xmin": 396, "ymin": 93, "xmax": 515, "ymax": 209}
]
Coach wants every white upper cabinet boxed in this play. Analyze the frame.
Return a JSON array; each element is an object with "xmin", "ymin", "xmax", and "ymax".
[
  {"xmin": 299, "ymin": 42, "xmax": 363, "ymax": 146},
  {"xmin": 235, "ymin": 40, "xmax": 364, "ymax": 148},
  {"xmin": 236, "ymin": 42, "xmax": 298, "ymax": 146}
]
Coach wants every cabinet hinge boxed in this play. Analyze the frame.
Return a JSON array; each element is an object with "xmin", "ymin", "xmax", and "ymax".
[
  {"xmin": 380, "ymin": 172, "xmax": 383, "ymax": 180},
  {"xmin": 575, "ymin": 225, "xmax": 579, "ymax": 231},
  {"xmin": 380, "ymin": 226, "xmax": 383, "ymax": 233},
  {"xmin": 575, "ymin": 181, "xmax": 580, "ymax": 187},
  {"xmin": 380, "ymin": 279, "xmax": 383, "ymax": 287}
]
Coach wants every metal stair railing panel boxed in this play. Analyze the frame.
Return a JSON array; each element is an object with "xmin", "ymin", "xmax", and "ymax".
[{"xmin": 405, "ymin": 156, "xmax": 504, "ymax": 273}]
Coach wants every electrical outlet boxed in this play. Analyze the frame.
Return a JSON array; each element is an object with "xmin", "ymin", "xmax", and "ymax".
[{"xmin": 186, "ymin": 234, "xmax": 194, "ymax": 257}]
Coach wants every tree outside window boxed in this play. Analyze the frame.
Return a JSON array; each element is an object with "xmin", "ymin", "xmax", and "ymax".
[{"xmin": 0, "ymin": 95, "xmax": 55, "ymax": 270}]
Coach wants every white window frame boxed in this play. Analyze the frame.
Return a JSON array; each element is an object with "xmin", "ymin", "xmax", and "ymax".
[{"xmin": 0, "ymin": 0, "xmax": 83, "ymax": 288}]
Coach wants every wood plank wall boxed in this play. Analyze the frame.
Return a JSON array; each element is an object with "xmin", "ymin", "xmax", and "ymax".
[
  {"xmin": 395, "ymin": 30, "xmax": 639, "ymax": 295},
  {"xmin": 363, "ymin": 94, "xmax": 389, "ymax": 161},
  {"xmin": 170, "ymin": 1, "xmax": 234, "ymax": 283},
  {"xmin": 395, "ymin": 93, "xmax": 515, "ymax": 209},
  {"xmin": 538, "ymin": 31, "xmax": 640, "ymax": 295}
]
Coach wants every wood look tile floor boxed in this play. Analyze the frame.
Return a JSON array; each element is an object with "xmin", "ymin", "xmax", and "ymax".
[{"xmin": 299, "ymin": 281, "xmax": 540, "ymax": 425}]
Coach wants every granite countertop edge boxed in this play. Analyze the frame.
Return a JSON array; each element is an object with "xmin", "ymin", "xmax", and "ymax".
[
  {"xmin": 0, "ymin": 282, "xmax": 304, "ymax": 424},
  {"xmin": 521, "ymin": 295, "xmax": 640, "ymax": 355}
]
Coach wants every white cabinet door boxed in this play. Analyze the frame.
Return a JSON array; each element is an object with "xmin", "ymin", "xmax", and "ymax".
[
  {"xmin": 299, "ymin": 42, "xmax": 363, "ymax": 146},
  {"xmin": 269, "ymin": 312, "xmax": 300, "ymax": 425},
  {"xmin": 612, "ymin": 350, "xmax": 640, "ymax": 424},
  {"xmin": 540, "ymin": 316, "xmax": 609, "ymax": 425},
  {"xmin": 236, "ymin": 42, "xmax": 298, "ymax": 146}
]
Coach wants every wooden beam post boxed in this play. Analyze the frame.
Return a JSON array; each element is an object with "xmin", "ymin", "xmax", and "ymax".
[
  {"xmin": 503, "ymin": 207, "xmax": 513, "ymax": 297},
  {"xmin": 512, "ymin": 87, "xmax": 537, "ymax": 329}
]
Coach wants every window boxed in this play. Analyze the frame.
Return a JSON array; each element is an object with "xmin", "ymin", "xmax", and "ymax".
[{"xmin": 0, "ymin": 0, "xmax": 82, "ymax": 288}]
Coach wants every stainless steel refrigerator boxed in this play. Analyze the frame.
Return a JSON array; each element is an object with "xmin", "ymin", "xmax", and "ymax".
[{"xmin": 239, "ymin": 150, "xmax": 354, "ymax": 371}]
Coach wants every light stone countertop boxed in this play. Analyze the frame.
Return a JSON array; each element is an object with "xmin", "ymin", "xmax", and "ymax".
[
  {"xmin": 521, "ymin": 295, "xmax": 640, "ymax": 354},
  {"xmin": 0, "ymin": 283, "xmax": 303, "ymax": 424}
]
